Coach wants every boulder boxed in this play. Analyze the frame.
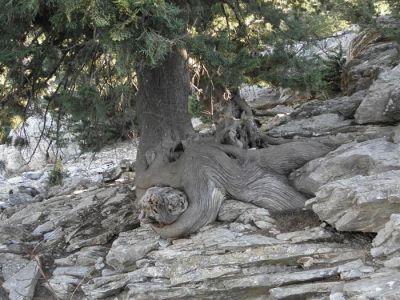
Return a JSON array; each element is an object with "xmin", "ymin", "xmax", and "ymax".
[
  {"xmin": 341, "ymin": 30, "xmax": 400, "ymax": 95},
  {"xmin": 105, "ymin": 227, "xmax": 161, "ymax": 272},
  {"xmin": 371, "ymin": 214, "xmax": 400, "ymax": 260},
  {"xmin": 291, "ymin": 138, "xmax": 400, "ymax": 195},
  {"xmin": 306, "ymin": 171, "xmax": 400, "ymax": 232},
  {"xmin": 290, "ymin": 90, "xmax": 365, "ymax": 120},
  {"xmin": 355, "ymin": 64, "xmax": 400, "ymax": 124},
  {"xmin": 2, "ymin": 261, "xmax": 40, "ymax": 300},
  {"xmin": 268, "ymin": 113, "xmax": 352, "ymax": 138}
]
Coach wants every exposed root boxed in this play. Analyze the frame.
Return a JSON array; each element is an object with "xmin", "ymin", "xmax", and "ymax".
[{"xmin": 138, "ymin": 142, "xmax": 309, "ymax": 238}]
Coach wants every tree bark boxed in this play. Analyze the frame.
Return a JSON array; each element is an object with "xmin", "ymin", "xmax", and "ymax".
[{"xmin": 135, "ymin": 49, "xmax": 194, "ymax": 198}]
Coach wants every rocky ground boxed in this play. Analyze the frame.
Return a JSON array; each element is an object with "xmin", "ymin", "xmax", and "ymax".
[{"xmin": 1, "ymin": 29, "xmax": 400, "ymax": 299}]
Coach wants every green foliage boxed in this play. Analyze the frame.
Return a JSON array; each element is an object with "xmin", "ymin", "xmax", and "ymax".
[
  {"xmin": 13, "ymin": 136, "xmax": 29, "ymax": 148},
  {"xmin": 0, "ymin": 0, "xmax": 397, "ymax": 145},
  {"xmin": 188, "ymin": 95, "xmax": 211, "ymax": 123},
  {"xmin": 48, "ymin": 159, "xmax": 64, "ymax": 187}
]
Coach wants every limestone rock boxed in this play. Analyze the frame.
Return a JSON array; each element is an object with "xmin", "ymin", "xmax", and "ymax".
[
  {"xmin": 276, "ymin": 226, "xmax": 334, "ymax": 243},
  {"xmin": 291, "ymin": 138, "xmax": 400, "ymax": 195},
  {"xmin": 2, "ymin": 261, "xmax": 40, "ymax": 300},
  {"xmin": 106, "ymin": 226, "xmax": 161, "ymax": 272},
  {"xmin": 371, "ymin": 214, "xmax": 400, "ymax": 260},
  {"xmin": 355, "ymin": 64, "xmax": 400, "ymax": 124},
  {"xmin": 342, "ymin": 30, "xmax": 400, "ymax": 95},
  {"xmin": 102, "ymin": 166, "xmax": 122, "ymax": 182},
  {"xmin": 0, "ymin": 253, "xmax": 29, "ymax": 281},
  {"xmin": 342, "ymin": 270, "xmax": 400, "ymax": 299},
  {"xmin": 268, "ymin": 113, "xmax": 352, "ymax": 138},
  {"xmin": 217, "ymin": 200, "xmax": 260, "ymax": 222},
  {"xmin": 291, "ymin": 90, "xmax": 365, "ymax": 120},
  {"xmin": 306, "ymin": 171, "xmax": 400, "ymax": 232},
  {"xmin": 217, "ymin": 200, "xmax": 277, "ymax": 231}
]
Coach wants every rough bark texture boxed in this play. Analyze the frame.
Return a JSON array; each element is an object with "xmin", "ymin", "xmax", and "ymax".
[
  {"xmin": 138, "ymin": 142, "xmax": 307, "ymax": 238},
  {"xmin": 135, "ymin": 49, "xmax": 328, "ymax": 239},
  {"xmin": 135, "ymin": 49, "xmax": 194, "ymax": 199}
]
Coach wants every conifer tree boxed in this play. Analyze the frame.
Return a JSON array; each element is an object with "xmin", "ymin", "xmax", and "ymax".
[{"xmin": 0, "ymin": 0, "xmax": 386, "ymax": 237}]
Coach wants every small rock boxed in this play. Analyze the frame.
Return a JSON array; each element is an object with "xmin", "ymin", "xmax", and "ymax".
[
  {"xmin": 106, "ymin": 227, "xmax": 160, "ymax": 272},
  {"xmin": 276, "ymin": 227, "xmax": 334, "ymax": 243},
  {"xmin": 119, "ymin": 159, "xmax": 135, "ymax": 171},
  {"xmin": 307, "ymin": 171, "xmax": 400, "ymax": 232},
  {"xmin": 8, "ymin": 193, "xmax": 34, "ymax": 206},
  {"xmin": 102, "ymin": 167, "xmax": 122, "ymax": 183},
  {"xmin": 2, "ymin": 261, "xmax": 40, "ymax": 300},
  {"xmin": 22, "ymin": 171, "xmax": 44, "ymax": 180},
  {"xmin": 291, "ymin": 138, "xmax": 400, "ymax": 195},
  {"xmin": 371, "ymin": 214, "xmax": 400, "ymax": 259}
]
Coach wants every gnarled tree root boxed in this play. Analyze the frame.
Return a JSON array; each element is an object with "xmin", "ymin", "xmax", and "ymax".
[{"xmin": 138, "ymin": 142, "xmax": 311, "ymax": 239}]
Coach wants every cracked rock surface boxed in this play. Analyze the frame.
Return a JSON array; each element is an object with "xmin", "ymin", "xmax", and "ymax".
[{"xmin": 0, "ymin": 183, "xmax": 397, "ymax": 299}]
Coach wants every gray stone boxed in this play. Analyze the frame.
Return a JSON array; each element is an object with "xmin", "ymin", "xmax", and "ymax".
[
  {"xmin": 276, "ymin": 226, "xmax": 334, "ymax": 243},
  {"xmin": 119, "ymin": 159, "xmax": 135, "ymax": 171},
  {"xmin": 270, "ymin": 281, "xmax": 343, "ymax": 299},
  {"xmin": 355, "ymin": 64, "xmax": 400, "ymax": 124},
  {"xmin": 2, "ymin": 261, "xmax": 40, "ymax": 300},
  {"xmin": 67, "ymin": 231, "xmax": 114, "ymax": 252},
  {"xmin": 306, "ymin": 171, "xmax": 400, "ymax": 232},
  {"xmin": 291, "ymin": 90, "xmax": 365, "ymax": 120},
  {"xmin": 236, "ymin": 208, "xmax": 276, "ymax": 229},
  {"xmin": 22, "ymin": 171, "xmax": 44, "ymax": 180},
  {"xmin": 52, "ymin": 266, "xmax": 93, "ymax": 278},
  {"xmin": 0, "ymin": 253, "xmax": 29, "ymax": 281},
  {"xmin": 393, "ymin": 124, "xmax": 400, "ymax": 144},
  {"xmin": 8, "ymin": 193, "xmax": 34, "ymax": 206},
  {"xmin": 0, "ymin": 116, "xmax": 80, "ymax": 174},
  {"xmin": 268, "ymin": 113, "xmax": 352, "ymax": 138},
  {"xmin": 342, "ymin": 30, "xmax": 400, "ymax": 95},
  {"xmin": 218, "ymin": 200, "xmax": 276, "ymax": 232},
  {"xmin": 383, "ymin": 257, "xmax": 400, "ymax": 269},
  {"xmin": 371, "ymin": 214, "xmax": 400, "ymax": 259},
  {"xmin": 54, "ymin": 246, "xmax": 109, "ymax": 267},
  {"xmin": 106, "ymin": 226, "xmax": 160, "ymax": 272},
  {"xmin": 217, "ymin": 200, "xmax": 260, "ymax": 222},
  {"xmin": 81, "ymin": 273, "xmax": 132, "ymax": 299},
  {"xmin": 342, "ymin": 270, "xmax": 400, "ymax": 299},
  {"xmin": 47, "ymin": 275, "xmax": 81, "ymax": 300},
  {"xmin": 102, "ymin": 166, "xmax": 122, "ymax": 182},
  {"xmin": 291, "ymin": 138, "xmax": 400, "ymax": 195}
]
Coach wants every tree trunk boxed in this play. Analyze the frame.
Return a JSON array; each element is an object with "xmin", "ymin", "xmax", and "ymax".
[
  {"xmin": 135, "ymin": 48, "xmax": 329, "ymax": 239},
  {"xmin": 135, "ymin": 49, "xmax": 194, "ymax": 198}
]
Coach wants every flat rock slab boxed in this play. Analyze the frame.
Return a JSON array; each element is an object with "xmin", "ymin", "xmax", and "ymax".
[
  {"xmin": 371, "ymin": 214, "xmax": 400, "ymax": 259},
  {"xmin": 268, "ymin": 113, "xmax": 352, "ymax": 138},
  {"xmin": 106, "ymin": 226, "xmax": 161, "ymax": 272},
  {"xmin": 291, "ymin": 137, "xmax": 400, "ymax": 195},
  {"xmin": 306, "ymin": 171, "xmax": 400, "ymax": 232},
  {"xmin": 1, "ymin": 181, "xmax": 398, "ymax": 300},
  {"xmin": 2, "ymin": 261, "xmax": 40, "ymax": 300},
  {"xmin": 291, "ymin": 90, "xmax": 365, "ymax": 120}
]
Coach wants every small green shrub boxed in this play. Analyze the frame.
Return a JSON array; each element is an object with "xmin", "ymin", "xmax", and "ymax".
[
  {"xmin": 188, "ymin": 96, "xmax": 211, "ymax": 123},
  {"xmin": 13, "ymin": 136, "xmax": 29, "ymax": 148},
  {"xmin": 48, "ymin": 159, "xmax": 64, "ymax": 187}
]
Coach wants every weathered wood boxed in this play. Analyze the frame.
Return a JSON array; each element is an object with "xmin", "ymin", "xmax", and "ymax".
[
  {"xmin": 135, "ymin": 49, "xmax": 331, "ymax": 239},
  {"xmin": 139, "ymin": 187, "xmax": 188, "ymax": 226},
  {"xmin": 138, "ymin": 142, "xmax": 309, "ymax": 238}
]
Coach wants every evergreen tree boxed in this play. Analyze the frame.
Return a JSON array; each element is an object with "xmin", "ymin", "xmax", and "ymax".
[{"xmin": 0, "ymin": 0, "xmax": 389, "ymax": 237}]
